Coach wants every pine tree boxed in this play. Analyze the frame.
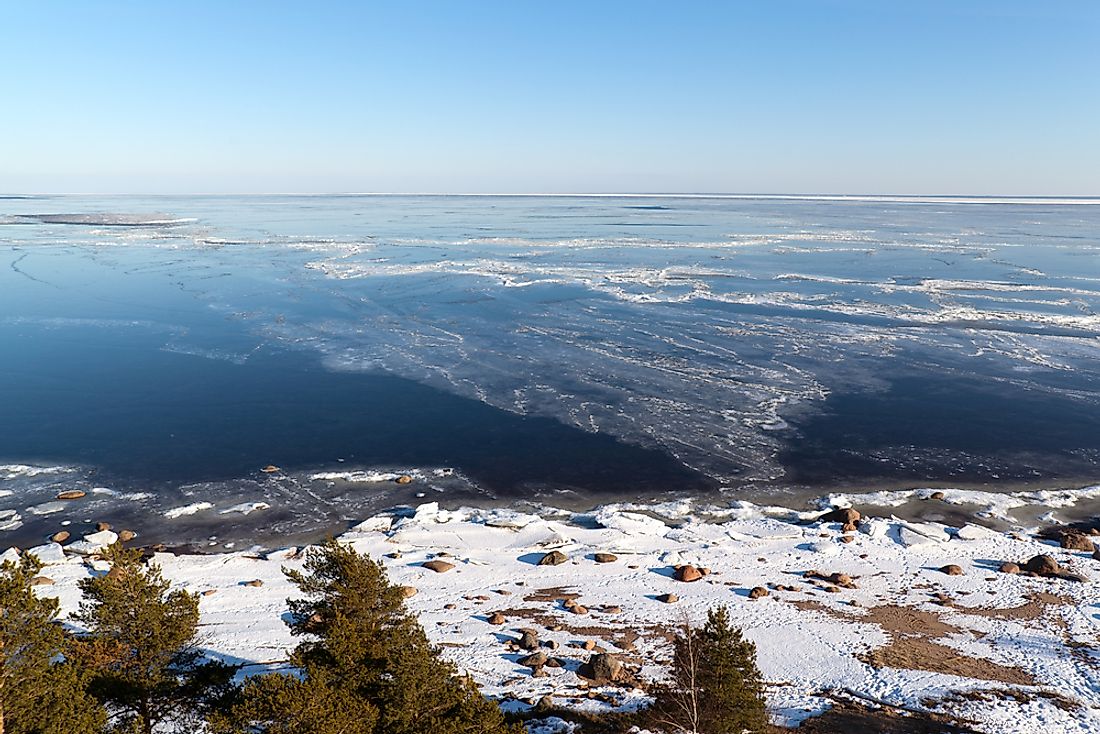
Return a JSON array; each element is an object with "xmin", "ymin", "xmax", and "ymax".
[
  {"xmin": 648, "ymin": 606, "xmax": 769, "ymax": 734},
  {"xmin": 215, "ymin": 539, "xmax": 521, "ymax": 734},
  {"xmin": 73, "ymin": 543, "xmax": 233, "ymax": 734},
  {"xmin": 0, "ymin": 555, "xmax": 106, "ymax": 734}
]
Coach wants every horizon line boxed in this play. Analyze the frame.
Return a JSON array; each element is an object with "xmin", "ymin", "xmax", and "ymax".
[{"xmin": 4, "ymin": 191, "xmax": 1100, "ymax": 203}]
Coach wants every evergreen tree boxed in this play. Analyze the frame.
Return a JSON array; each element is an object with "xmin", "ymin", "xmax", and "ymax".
[
  {"xmin": 215, "ymin": 539, "xmax": 520, "ymax": 734},
  {"xmin": 74, "ymin": 543, "xmax": 233, "ymax": 734},
  {"xmin": 648, "ymin": 606, "xmax": 769, "ymax": 734},
  {"xmin": 0, "ymin": 555, "xmax": 106, "ymax": 734}
]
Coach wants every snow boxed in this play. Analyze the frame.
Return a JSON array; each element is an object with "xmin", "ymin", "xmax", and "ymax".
[
  {"xmin": 20, "ymin": 496, "xmax": 1100, "ymax": 732},
  {"xmin": 163, "ymin": 501, "xmax": 215, "ymax": 519}
]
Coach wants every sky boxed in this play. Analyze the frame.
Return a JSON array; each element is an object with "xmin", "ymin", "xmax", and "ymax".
[{"xmin": 1, "ymin": 1, "xmax": 1098, "ymax": 195}]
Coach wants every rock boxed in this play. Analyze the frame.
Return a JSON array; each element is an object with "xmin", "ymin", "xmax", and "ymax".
[
  {"xmin": 748, "ymin": 586, "xmax": 769, "ymax": 599},
  {"xmin": 674, "ymin": 564, "xmax": 703, "ymax": 583},
  {"xmin": 202, "ymin": 589, "xmax": 218, "ymax": 596},
  {"xmin": 545, "ymin": 640, "xmax": 560, "ymax": 650},
  {"xmin": 519, "ymin": 630, "xmax": 539, "ymax": 650},
  {"xmin": 940, "ymin": 564, "xmax": 964, "ymax": 576},
  {"xmin": 261, "ymin": 465, "xmax": 281, "ymax": 473},
  {"xmin": 841, "ymin": 521, "xmax": 859, "ymax": 532},
  {"xmin": 538, "ymin": 550, "xmax": 569, "ymax": 566},
  {"xmin": 593, "ymin": 552, "xmax": 618, "ymax": 563},
  {"xmin": 818, "ymin": 507, "xmax": 860, "ymax": 524},
  {"xmin": 579, "ymin": 653, "xmax": 623, "ymax": 683},
  {"xmin": 518, "ymin": 651, "xmax": 548, "ymax": 668},
  {"xmin": 827, "ymin": 572, "xmax": 855, "ymax": 588},
  {"xmin": 1060, "ymin": 532, "xmax": 1096, "ymax": 552},
  {"xmin": 839, "ymin": 535, "xmax": 855, "ymax": 544},
  {"xmin": 999, "ymin": 562, "xmax": 1021, "ymax": 574},
  {"xmin": 487, "ymin": 612, "xmax": 506, "ymax": 625},
  {"xmin": 95, "ymin": 522, "xmax": 111, "ymax": 532},
  {"xmin": 570, "ymin": 605, "xmax": 589, "ymax": 615},
  {"xmin": 422, "ymin": 560, "xmax": 455, "ymax": 573},
  {"xmin": 30, "ymin": 576, "xmax": 54, "ymax": 586},
  {"xmin": 657, "ymin": 593, "xmax": 678, "ymax": 604},
  {"xmin": 397, "ymin": 585, "xmax": 418, "ymax": 598},
  {"xmin": 118, "ymin": 530, "xmax": 136, "ymax": 542},
  {"xmin": 243, "ymin": 579, "xmax": 264, "ymax": 587},
  {"xmin": 50, "ymin": 531, "xmax": 70, "ymax": 543},
  {"xmin": 1023, "ymin": 555, "xmax": 1061, "ymax": 576},
  {"xmin": 56, "ymin": 490, "xmax": 86, "ymax": 500},
  {"xmin": 395, "ymin": 474, "xmax": 414, "ymax": 485},
  {"xmin": 929, "ymin": 491, "xmax": 946, "ymax": 501},
  {"xmin": 582, "ymin": 639, "xmax": 597, "ymax": 651}
]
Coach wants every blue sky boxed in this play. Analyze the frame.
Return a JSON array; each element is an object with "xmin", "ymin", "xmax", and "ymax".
[{"xmin": 2, "ymin": 1, "xmax": 1097, "ymax": 194}]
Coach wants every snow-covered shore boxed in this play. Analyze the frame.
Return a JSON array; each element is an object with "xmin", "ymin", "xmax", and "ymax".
[{"xmin": 10, "ymin": 489, "xmax": 1100, "ymax": 732}]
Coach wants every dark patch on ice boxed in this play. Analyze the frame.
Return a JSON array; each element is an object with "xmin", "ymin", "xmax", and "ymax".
[
  {"xmin": 780, "ymin": 373, "xmax": 1100, "ymax": 485},
  {"xmin": 13, "ymin": 213, "xmax": 193, "ymax": 226},
  {"xmin": 0, "ymin": 323, "xmax": 709, "ymax": 497}
]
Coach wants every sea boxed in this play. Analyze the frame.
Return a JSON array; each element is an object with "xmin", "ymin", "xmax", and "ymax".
[{"xmin": 2, "ymin": 194, "xmax": 1099, "ymax": 548}]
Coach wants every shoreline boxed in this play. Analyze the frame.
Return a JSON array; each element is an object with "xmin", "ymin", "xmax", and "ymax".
[
  {"xmin": 5, "ymin": 460, "xmax": 1100, "ymax": 552},
  {"xmin": 10, "ymin": 487, "xmax": 1100, "ymax": 732}
]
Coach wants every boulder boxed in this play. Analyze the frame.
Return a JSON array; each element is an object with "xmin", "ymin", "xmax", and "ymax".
[
  {"xmin": 748, "ymin": 586, "xmax": 769, "ymax": 599},
  {"xmin": 95, "ymin": 522, "xmax": 111, "ymax": 532},
  {"xmin": 395, "ymin": 474, "xmax": 414, "ymax": 485},
  {"xmin": 593, "ymin": 553, "xmax": 618, "ymax": 563},
  {"xmin": 422, "ymin": 560, "xmax": 455, "ymax": 573},
  {"xmin": 518, "ymin": 651, "xmax": 548, "ymax": 668},
  {"xmin": 1060, "ymin": 532, "xmax": 1096, "ymax": 552},
  {"xmin": 579, "ymin": 653, "xmax": 624, "ymax": 683},
  {"xmin": 818, "ymin": 507, "xmax": 860, "ymax": 524},
  {"xmin": 929, "ymin": 491, "xmax": 946, "ymax": 501},
  {"xmin": 397, "ymin": 585, "xmax": 418, "ymax": 598},
  {"xmin": 940, "ymin": 564, "xmax": 964, "ymax": 576},
  {"xmin": 242, "ymin": 579, "xmax": 264, "ymax": 587},
  {"xmin": 56, "ymin": 490, "xmax": 86, "ymax": 500},
  {"xmin": 518, "ymin": 629, "xmax": 539, "ymax": 650},
  {"xmin": 261, "ymin": 465, "xmax": 281, "ymax": 473},
  {"xmin": 673, "ymin": 564, "xmax": 703, "ymax": 583},
  {"xmin": 487, "ymin": 612, "xmax": 506, "ymax": 625},
  {"xmin": 50, "ymin": 531, "xmax": 70, "ymax": 543},
  {"xmin": 1023, "ymin": 555, "xmax": 1061, "ymax": 576},
  {"xmin": 538, "ymin": 550, "xmax": 569, "ymax": 566},
  {"xmin": 118, "ymin": 530, "xmax": 137, "ymax": 542},
  {"xmin": 999, "ymin": 562, "xmax": 1021, "ymax": 574},
  {"xmin": 30, "ymin": 576, "xmax": 54, "ymax": 586},
  {"xmin": 657, "ymin": 593, "xmax": 678, "ymax": 604}
]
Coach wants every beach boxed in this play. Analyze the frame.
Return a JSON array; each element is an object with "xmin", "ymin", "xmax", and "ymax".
[{"xmin": 12, "ymin": 482, "xmax": 1100, "ymax": 732}]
